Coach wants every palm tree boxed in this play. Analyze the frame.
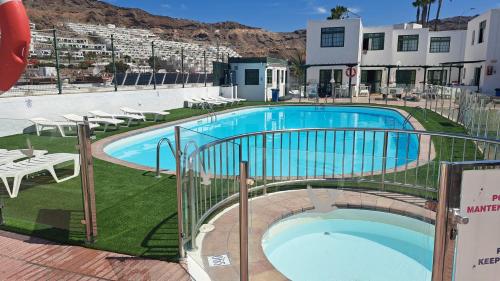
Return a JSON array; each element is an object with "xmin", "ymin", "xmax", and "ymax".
[
  {"xmin": 427, "ymin": 0, "xmax": 434, "ymax": 24},
  {"xmin": 417, "ymin": 0, "xmax": 436, "ymax": 26},
  {"xmin": 327, "ymin": 5, "xmax": 348, "ymax": 20},
  {"xmin": 290, "ymin": 49, "xmax": 305, "ymax": 85},
  {"xmin": 434, "ymin": 0, "xmax": 451, "ymax": 31},
  {"xmin": 412, "ymin": 0, "xmax": 422, "ymax": 23},
  {"xmin": 420, "ymin": 0, "xmax": 429, "ymax": 25}
]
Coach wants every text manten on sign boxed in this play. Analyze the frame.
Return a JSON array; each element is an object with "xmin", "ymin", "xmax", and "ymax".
[{"xmin": 455, "ymin": 169, "xmax": 500, "ymax": 281}]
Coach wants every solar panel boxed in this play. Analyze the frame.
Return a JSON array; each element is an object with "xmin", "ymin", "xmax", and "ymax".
[
  {"xmin": 137, "ymin": 73, "xmax": 152, "ymax": 85},
  {"xmin": 187, "ymin": 73, "xmax": 200, "ymax": 84},
  {"xmin": 113, "ymin": 73, "xmax": 126, "ymax": 86},
  {"xmin": 206, "ymin": 74, "xmax": 214, "ymax": 83},
  {"xmin": 164, "ymin": 73, "xmax": 178, "ymax": 84},
  {"xmin": 154, "ymin": 73, "xmax": 166, "ymax": 85},
  {"xmin": 123, "ymin": 73, "xmax": 139, "ymax": 86}
]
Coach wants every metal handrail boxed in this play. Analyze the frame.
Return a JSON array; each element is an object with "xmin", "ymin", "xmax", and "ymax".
[
  {"xmin": 201, "ymin": 102, "xmax": 217, "ymax": 122},
  {"xmin": 193, "ymin": 127, "xmax": 500, "ymax": 154},
  {"xmin": 180, "ymin": 127, "xmax": 500, "ymax": 250},
  {"xmin": 156, "ymin": 137, "xmax": 175, "ymax": 177},
  {"xmin": 402, "ymin": 106, "xmax": 422, "ymax": 128}
]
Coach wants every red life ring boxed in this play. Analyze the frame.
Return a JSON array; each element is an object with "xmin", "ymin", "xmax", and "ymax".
[
  {"xmin": 345, "ymin": 67, "xmax": 357, "ymax": 78},
  {"xmin": 0, "ymin": 0, "xmax": 31, "ymax": 92}
]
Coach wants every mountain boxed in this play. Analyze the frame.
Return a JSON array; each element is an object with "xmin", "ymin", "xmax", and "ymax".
[
  {"xmin": 23, "ymin": 0, "xmax": 476, "ymax": 62},
  {"xmin": 23, "ymin": 0, "xmax": 306, "ymax": 60},
  {"xmin": 427, "ymin": 16, "xmax": 476, "ymax": 31}
]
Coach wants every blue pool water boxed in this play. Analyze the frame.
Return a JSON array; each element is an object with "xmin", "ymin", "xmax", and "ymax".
[
  {"xmin": 262, "ymin": 209, "xmax": 435, "ymax": 281},
  {"xmin": 105, "ymin": 106, "xmax": 418, "ymax": 175}
]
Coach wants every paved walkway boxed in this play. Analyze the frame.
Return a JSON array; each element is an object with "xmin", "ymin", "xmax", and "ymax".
[
  {"xmin": 199, "ymin": 188, "xmax": 436, "ymax": 281},
  {"xmin": 0, "ymin": 231, "xmax": 190, "ymax": 281}
]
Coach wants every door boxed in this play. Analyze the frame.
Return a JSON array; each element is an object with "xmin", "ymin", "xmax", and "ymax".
[
  {"xmin": 276, "ymin": 70, "xmax": 280, "ymax": 90},
  {"xmin": 473, "ymin": 67, "xmax": 481, "ymax": 86},
  {"xmin": 396, "ymin": 70, "xmax": 416, "ymax": 86},
  {"xmin": 318, "ymin": 69, "xmax": 332, "ymax": 97},
  {"xmin": 428, "ymin": 70, "xmax": 448, "ymax": 85},
  {"xmin": 361, "ymin": 70, "xmax": 383, "ymax": 93}
]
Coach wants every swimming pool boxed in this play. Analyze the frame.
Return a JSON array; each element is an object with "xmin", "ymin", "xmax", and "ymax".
[
  {"xmin": 105, "ymin": 106, "xmax": 418, "ymax": 175},
  {"xmin": 262, "ymin": 208, "xmax": 434, "ymax": 281}
]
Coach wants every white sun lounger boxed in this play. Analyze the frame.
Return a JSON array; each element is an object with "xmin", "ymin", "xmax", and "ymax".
[
  {"xmin": 0, "ymin": 149, "xmax": 48, "ymax": 165},
  {"xmin": 0, "ymin": 153, "xmax": 80, "ymax": 198},
  {"xmin": 190, "ymin": 98, "xmax": 213, "ymax": 108},
  {"xmin": 31, "ymin": 118, "xmax": 99, "ymax": 137},
  {"xmin": 120, "ymin": 107, "xmax": 170, "ymax": 122},
  {"xmin": 201, "ymin": 98, "xmax": 227, "ymax": 106},
  {"xmin": 185, "ymin": 98, "xmax": 204, "ymax": 108},
  {"xmin": 227, "ymin": 97, "xmax": 246, "ymax": 103},
  {"xmin": 89, "ymin": 110, "xmax": 145, "ymax": 127},
  {"xmin": 63, "ymin": 114, "xmax": 124, "ymax": 132},
  {"xmin": 213, "ymin": 97, "xmax": 236, "ymax": 105}
]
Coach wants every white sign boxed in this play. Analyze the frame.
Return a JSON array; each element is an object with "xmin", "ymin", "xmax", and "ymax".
[
  {"xmin": 207, "ymin": 254, "xmax": 231, "ymax": 267},
  {"xmin": 455, "ymin": 169, "xmax": 500, "ymax": 281}
]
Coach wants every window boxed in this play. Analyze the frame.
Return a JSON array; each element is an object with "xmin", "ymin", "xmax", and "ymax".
[
  {"xmin": 245, "ymin": 69, "xmax": 260, "ymax": 85},
  {"xmin": 478, "ymin": 21, "xmax": 486, "ymax": 44},
  {"xmin": 396, "ymin": 70, "xmax": 416, "ymax": 85},
  {"xmin": 266, "ymin": 69, "xmax": 273, "ymax": 84},
  {"xmin": 321, "ymin": 27, "xmax": 345, "ymax": 47},
  {"xmin": 363, "ymin": 33, "xmax": 385, "ymax": 51},
  {"xmin": 471, "ymin": 30, "xmax": 475, "ymax": 45},
  {"xmin": 333, "ymin": 69, "xmax": 343, "ymax": 85},
  {"xmin": 397, "ymin": 35, "xmax": 419, "ymax": 52},
  {"xmin": 428, "ymin": 70, "xmax": 448, "ymax": 85},
  {"xmin": 281, "ymin": 70, "xmax": 284, "ymax": 83},
  {"xmin": 429, "ymin": 37, "xmax": 450, "ymax": 53}
]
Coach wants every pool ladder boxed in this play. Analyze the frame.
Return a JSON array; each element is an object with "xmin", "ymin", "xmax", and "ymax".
[
  {"xmin": 402, "ymin": 106, "xmax": 425, "ymax": 128},
  {"xmin": 202, "ymin": 103, "xmax": 217, "ymax": 122},
  {"xmin": 156, "ymin": 137, "xmax": 176, "ymax": 177}
]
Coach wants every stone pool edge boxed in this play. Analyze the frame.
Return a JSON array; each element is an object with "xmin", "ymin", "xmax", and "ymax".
[{"xmin": 92, "ymin": 105, "xmax": 428, "ymax": 174}]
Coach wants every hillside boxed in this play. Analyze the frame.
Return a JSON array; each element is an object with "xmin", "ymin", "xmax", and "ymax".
[
  {"xmin": 23, "ymin": 0, "xmax": 306, "ymax": 60},
  {"xmin": 23, "ymin": 0, "xmax": 475, "ymax": 61}
]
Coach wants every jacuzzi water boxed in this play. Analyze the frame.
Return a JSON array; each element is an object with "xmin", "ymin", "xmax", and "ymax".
[
  {"xmin": 262, "ymin": 208, "xmax": 435, "ymax": 281},
  {"xmin": 105, "ymin": 106, "xmax": 418, "ymax": 174}
]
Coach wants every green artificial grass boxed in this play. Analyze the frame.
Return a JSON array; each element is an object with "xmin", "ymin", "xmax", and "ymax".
[{"xmin": 0, "ymin": 101, "xmax": 479, "ymax": 261}]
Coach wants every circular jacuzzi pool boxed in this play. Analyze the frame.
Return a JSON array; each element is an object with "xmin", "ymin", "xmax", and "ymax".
[{"xmin": 262, "ymin": 208, "xmax": 434, "ymax": 281}]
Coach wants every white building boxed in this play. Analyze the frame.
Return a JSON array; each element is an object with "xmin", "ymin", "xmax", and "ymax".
[
  {"xmin": 228, "ymin": 57, "xmax": 288, "ymax": 101},
  {"xmin": 306, "ymin": 8, "xmax": 500, "ymax": 96}
]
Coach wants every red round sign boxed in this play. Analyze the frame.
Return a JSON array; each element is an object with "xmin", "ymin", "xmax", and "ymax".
[{"xmin": 346, "ymin": 67, "xmax": 357, "ymax": 78}]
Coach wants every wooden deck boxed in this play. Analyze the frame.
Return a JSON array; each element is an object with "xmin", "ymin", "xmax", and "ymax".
[{"xmin": 0, "ymin": 231, "xmax": 190, "ymax": 281}]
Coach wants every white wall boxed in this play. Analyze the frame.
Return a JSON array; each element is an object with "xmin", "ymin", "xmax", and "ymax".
[
  {"xmin": 426, "ymin": 30, "xmax": 467, "ymax": 65},
  {"xmin": 306, "ymin": 18, "xmax": 362, "ymax": 65},
  {"xmin": 231, "ymin": 62, "xmax": 265, "ymax": 101},
  {"xmin": 231, "ymin": 62, "xmax": 288, "ymax": 101},
  {"xmin": 361, "ymin": 26, "xmax": 395, "ymax": 66},
  {"xmin": 306, "ymin": 9, "xmax": 500, "ymax": 93},
  {"xmin": 265, "ymin": 66, "xmax": 288, "ymax": 100},
  {"xmin": 391, "ymin": 28, "xmax": 429, "ymax": 66},
  {"xmin": 0, "ymin": 86, "xmax": 220, "ymax": 137},
  {"xmin": 463, "ymin": 9, "xmax": 500, "ymax": 94}
]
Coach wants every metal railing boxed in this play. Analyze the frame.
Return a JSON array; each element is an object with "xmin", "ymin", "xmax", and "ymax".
[
  {"xmin": 155, "ymin": 137, "xmax": 175, "ymax": 177},
  {"xmin": 202, "ymin": 104, "xmax": 218, "ymax": 122},
  {"xmin": 4, "ymin": 27, "xmax": 225, "ymax": 97},
  {"xmin": 292, "ymin": 85, "xmax": 499, "ymax": 142},
  {"xmin": 177, "ymin": 127, "xmax": 500, "ymax": 255}
]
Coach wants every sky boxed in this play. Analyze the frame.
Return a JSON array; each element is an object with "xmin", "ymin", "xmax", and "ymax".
[{"xmin": 104, "ymin": 0, "xmax": 500, "ymax": 32}]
